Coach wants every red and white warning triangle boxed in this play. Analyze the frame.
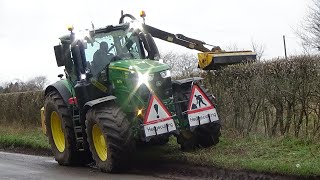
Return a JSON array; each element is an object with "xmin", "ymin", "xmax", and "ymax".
[
  {"xmin": 144, "ymin": 95, "xmax": 176, "ymax": 137},
  {"xmin": 187, "ymin": 85, "xmax": 219, "ymax": 127}
]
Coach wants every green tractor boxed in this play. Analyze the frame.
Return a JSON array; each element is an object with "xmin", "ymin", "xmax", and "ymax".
[{"xmin": 41, "ymin": 12, "xmax": 255, "ymax": 172}]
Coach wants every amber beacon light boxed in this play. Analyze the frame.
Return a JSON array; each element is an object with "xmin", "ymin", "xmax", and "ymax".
[{"xmin": 140, "ymin": 10, "xmax": 146, "ymax": 18}]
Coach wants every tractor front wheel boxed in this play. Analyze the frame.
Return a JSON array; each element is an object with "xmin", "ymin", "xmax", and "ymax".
[{"xmin": 86, "ymin": 102, "xmax": 134, "ymax": 173}]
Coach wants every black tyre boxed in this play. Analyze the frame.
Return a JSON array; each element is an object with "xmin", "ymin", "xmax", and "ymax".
[
  {"xmin": 44, "ymin": 91, "xmax": 92, "ymax": 165},
  {"xmin": 196, "ymin": 88, "xmax": 221, "ymax": 148},
  {"xmin": 177, "ymin": 130, "xmax": 198, "ymax": 151},
  {"xmin": 174, "ymin": 82, "xmax": 221, "ymax": 150},
  {"xmin": 196, "ymin": 122, "xmax": 221, "ymax": 148},
  {"xmin": 86, "ymin": 102, "xmax": 134, "ymax": 173}
]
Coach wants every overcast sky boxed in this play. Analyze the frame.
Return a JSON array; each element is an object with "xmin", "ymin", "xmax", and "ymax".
[{"xmin": 0, "ymin": 0, "xmax": 311, "ymax": 84}]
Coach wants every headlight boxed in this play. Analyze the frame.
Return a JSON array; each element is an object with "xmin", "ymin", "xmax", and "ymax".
[
  {"xmin": 138, "ymin": 72, "xmax": 153, "ymax": 86},
  {"xmin": 160, "ymin": 70, "xmax": 171, "ymax": 78},
  {"xmin": 80, "ymin": 74, "xmax": 86, "ymax": 80}
]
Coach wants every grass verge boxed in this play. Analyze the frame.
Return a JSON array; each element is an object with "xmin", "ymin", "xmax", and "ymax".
[
  {"xmin": 135, "ymin": 134, "xmax": 320, "ymax": 176},
  {"xmin": 0, "ymin": 126, "xmax": 50, "ymax": 151},
  {"xmin": 0, "ymin": 126, "xmax": 319, "ymax": 176}
]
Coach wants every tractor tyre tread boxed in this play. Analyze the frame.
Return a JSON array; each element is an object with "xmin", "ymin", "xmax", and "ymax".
[
  {"xmin": 44, "ymin": 90, "xmax": 92, "ymax": 166},
  {"xmin": 175, "ymin": 84, "xmax": 221, "ymax": 151},
  {"xmin": 86, "ymin": 102, "xmax": 134, "ymax": 173},
  {"xmin": 196, "ymin": 86, "xmax": 221, "ymax": 148}
]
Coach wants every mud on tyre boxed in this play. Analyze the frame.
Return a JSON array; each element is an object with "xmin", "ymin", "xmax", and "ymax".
[
  {"xmin": 86, "ymin": 102, "xmax": 134, "ymax": 173},
  {"xmin": 44, "ymin": 91, "xmax": 92, "ymax": 165}
]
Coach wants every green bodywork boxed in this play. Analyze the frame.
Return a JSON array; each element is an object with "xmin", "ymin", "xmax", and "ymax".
[
  {"xmin": 107, "ymin": 59, "xmax": 182, "ymax": 136},
  {"xmin": 49, "ymin": 23, "xmax": 189, "ymax": 142},
  {"xmin": 109, "ymin": 59, "xmax": 169, "ymax": 112},
  {"xmin": 60, "ymin": 79, "xmax": 75, "ymax": 97}
]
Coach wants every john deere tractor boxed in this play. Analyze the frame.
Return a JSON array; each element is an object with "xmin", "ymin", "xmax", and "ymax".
[{"xmin": 41, "ymin": 12, "xmax": 256, "ymax": 172}]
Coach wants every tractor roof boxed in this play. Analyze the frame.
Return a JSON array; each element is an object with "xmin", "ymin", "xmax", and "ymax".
[{"xmin": 59, "ymin": 23, "xmax": 130, "ymax": 43}]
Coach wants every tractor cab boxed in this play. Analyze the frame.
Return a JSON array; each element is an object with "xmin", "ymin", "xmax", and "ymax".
[
  {"xmin": 55, "ymin": 22, "xmax": 160, "ymax": 82},
  {"xmin": 84, "ymin": 24, "xmax": 161, "ymax": 76},
  {"xmin": 53, "ymin": 21, "xmax": 166, "ymax": 111}
]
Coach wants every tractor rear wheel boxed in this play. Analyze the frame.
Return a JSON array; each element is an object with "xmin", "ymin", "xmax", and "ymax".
[
  {"xmin": 86, "ymin": 102, "xmax": 134, "ymax": 173},
  {"xmin": 196, "ymin": 122, "xmax": 221, "ymax": 147},
  {"xmin": 195, "ymin": 88, "xmax": 221, "ymax": 148},
  {"xmin": 177, "ymin": 130, "xmax": 198, "ymax": 151},
  {"xmin": 44, "ymin": 91, "xmax": 92, "ymax": 165},
  {"xmin": 174, "ymin": 83, "xmax": 221, "ymax": 151}
]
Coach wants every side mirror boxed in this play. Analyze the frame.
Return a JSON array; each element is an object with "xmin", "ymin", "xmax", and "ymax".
[
  {"xmin": 54, "ymin": 44, "xmax": 71, "ymax": 67},
  {"xmin": 54, "ymin": 45, "xmax": 65, "ymax": 67}
]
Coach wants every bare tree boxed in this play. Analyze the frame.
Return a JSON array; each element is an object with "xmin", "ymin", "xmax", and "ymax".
[
  {"xmin": 297, "ymin": 0, "xmax": 320, "ymax": 51},
  {"xmin": 225, "ymin": 41, "xmax": 265, "ymax": 61},
  {"xmin": 251, "ymin": 40, "xmax": 265, "ymax": 61},
  {"xmin": 161, "ymin": 51, "xmax": 199, "ymax": 78},
  {"xmin": 2, "ymin": 76, "xmax": 48, "ymax": 93},
  {"xmin": 25, "ymin": 76, "xmax": 48, "ymax": 91},
  {"xmin": 225, "ymin": 43, "xmax": 239, "ymax": 51}
]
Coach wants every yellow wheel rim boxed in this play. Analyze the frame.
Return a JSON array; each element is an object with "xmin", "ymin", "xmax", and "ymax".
[
  {"xmin": 92, "ymin": 124, "xmax": 107, "ymax": 161},
  {"xmin": 51, "ymin": 111, "xmax": 65, "ymax": 152}
]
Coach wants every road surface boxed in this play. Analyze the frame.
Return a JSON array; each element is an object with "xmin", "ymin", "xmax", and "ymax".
[
  {"xmin": 0, "ymin": 151, "xmax": 164, "ymax": 180},
  {"xmin": 0, "ymin": 151, "xmax": 304, "ymax": 180}
]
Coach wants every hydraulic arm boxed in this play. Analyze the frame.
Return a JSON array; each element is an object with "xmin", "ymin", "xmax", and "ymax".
[{"xmin": 142, "ymin": 24, "xmax": 256, "ymax": 70}]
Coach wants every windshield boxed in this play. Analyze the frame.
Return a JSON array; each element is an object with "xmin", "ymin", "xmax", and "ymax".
[{"xmin": 85, "ymin": 29, "xmax": 145, "ymax": 75}]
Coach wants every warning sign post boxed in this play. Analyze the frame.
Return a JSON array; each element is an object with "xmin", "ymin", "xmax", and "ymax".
[
  {"xmin": 187, "ymin": 85, "xmax": 219, "ymax": 127},
  {"xmin": 143, "ymin": 95, "xmax": 176, "ymax": 137}
]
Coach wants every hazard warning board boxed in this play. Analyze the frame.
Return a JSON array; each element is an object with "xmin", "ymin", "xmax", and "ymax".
[
  {"xmin": 143, "ymin": 95, "xmax": 176, "ymax": 137},
  {"xmin": 187, "ymin": 85, "xmax": 219, "ymax": 127}
]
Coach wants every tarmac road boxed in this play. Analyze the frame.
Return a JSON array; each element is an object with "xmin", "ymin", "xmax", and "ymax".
[
  {"xmin": 0, "ymin": 151, "xmax": 307, "ymax": 180},
  {"xmin": 0, "ymin": 151, "xmax": 165, "ymax": 180}
]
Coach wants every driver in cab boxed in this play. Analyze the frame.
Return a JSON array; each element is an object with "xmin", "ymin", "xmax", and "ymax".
[{"xmin": 92, "ymin": 41, "xmax": 114, "ymax": 74}]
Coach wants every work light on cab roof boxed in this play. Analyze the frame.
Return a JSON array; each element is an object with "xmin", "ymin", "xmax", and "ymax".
[{"xmin": 140, "ymin": 10, "xmax": 146, "ymax": 18}]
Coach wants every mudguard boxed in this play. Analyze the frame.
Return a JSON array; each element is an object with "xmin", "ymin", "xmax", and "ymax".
[
  {"xmin": 84, "ymin": 96, "xmax": 117, "ymax": 109},
  {"xmin": 44, "ymin": 80, "xmax": 72, "ymax": 105},
  {"xmin": 172, "ymin": 77, "xmax": 203, "ymax": 86},
  {"xmin": 172, "ymin": 77, "xmax": 203, "ymax": 92},
  {"xmin": 43, "ymin": 80, "xmax": 72, "ymax": 135}
]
